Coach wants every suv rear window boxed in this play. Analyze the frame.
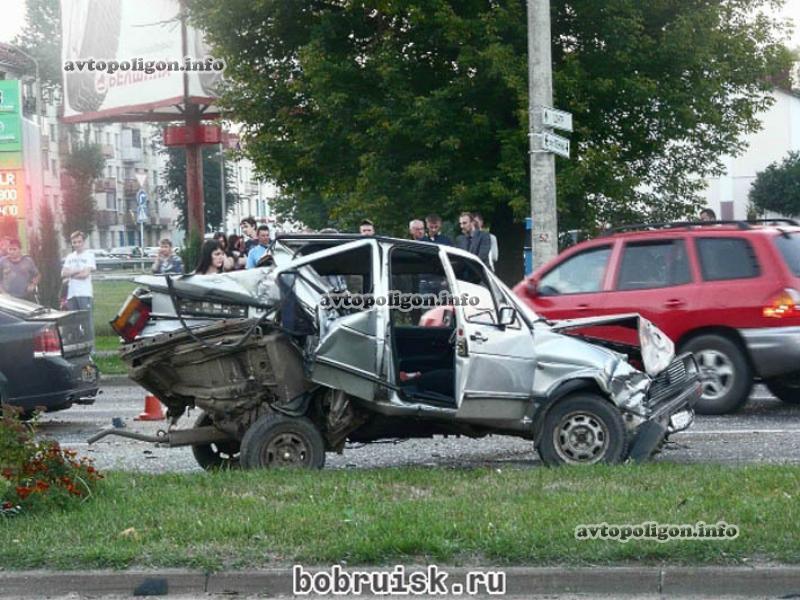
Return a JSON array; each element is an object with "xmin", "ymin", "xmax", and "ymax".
[
  {"xmin": 696, "ymin": 238, "xmax": 760, "ymax": 281},
  {"xmin": 617, "ymin": 240, "xmax": 691, "ymax": 290},
  {"xmin": 775, "ymin": 233, "xmax": 800, "ymax": 277}
]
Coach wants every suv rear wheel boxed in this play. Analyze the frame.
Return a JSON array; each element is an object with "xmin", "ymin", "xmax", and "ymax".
[
  {"xmin": 538, "ymin": 393, "xmax": 627, "ymax": 466},
  {"xmin": 765, "ymin": 375, "xmax": 800, "ymax": 405},
  {"xmin": 682, "ymin": 334, "xmax": 752, "ymax": 414}
]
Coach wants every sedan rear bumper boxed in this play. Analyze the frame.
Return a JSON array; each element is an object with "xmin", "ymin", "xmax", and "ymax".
[
  {"xmin": 740, "ymin": 326, "xmax": 800, "ymax": 379},
  {"xmin": 8, "ymin": 355, "xmax": 99, "ymax": 412}
]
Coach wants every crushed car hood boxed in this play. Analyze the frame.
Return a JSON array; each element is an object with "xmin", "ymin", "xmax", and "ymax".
[{"xmin": 549, "ymin": 313, "xmax": 675, "ymax": 376}]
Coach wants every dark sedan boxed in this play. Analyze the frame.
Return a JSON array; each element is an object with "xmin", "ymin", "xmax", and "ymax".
[{"xmin": 0, "ymin": 293, "xmax": 99, "ymax": 415}]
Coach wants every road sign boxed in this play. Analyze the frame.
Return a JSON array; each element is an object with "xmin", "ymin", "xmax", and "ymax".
[
  {"xmin": 135, "ymin": 172, "xmax": 147, "ymax": 187},
  {"xmin": 136, "ymin": 189, "xmax": 148, "ymax": 223},
  {"xmin": 542, "ymin": 132, "xmax": 570, "ymax": 158},
  {"xmin": 541, "ymin": 106, "xmax": 573, "ymax": 132}
]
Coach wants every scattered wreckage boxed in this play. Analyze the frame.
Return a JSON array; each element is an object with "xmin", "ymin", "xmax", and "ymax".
[{"xmin": 94, "ymin": 235, "xmax": 701, "ymax": 469}]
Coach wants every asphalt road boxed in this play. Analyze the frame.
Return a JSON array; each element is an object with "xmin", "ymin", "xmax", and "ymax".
[{"xmin": 34, "ymin": 383, "xmax": 800, "ymax": 473}]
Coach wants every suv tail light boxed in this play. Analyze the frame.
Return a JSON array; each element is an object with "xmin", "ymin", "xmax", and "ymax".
[
  {"xmin": 33, "ymin": 324, "xmax": 62, "ymax": 357},
  {"xmin": 111, "ymin": 291, "xmax": 151, "ymax": 342},
  {"xmin": 763, "ymin": 288, "xmax": 800, "ymax": 318}
]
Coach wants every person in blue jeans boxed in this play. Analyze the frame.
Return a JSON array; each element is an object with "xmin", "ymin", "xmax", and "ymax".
[{"xmin": 61, "ymin": 231, "xmax": 96, "ymax": 346}]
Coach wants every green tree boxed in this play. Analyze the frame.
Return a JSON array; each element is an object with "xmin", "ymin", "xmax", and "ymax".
[
  {"xmin": 29, "ymin": 202, "xmax": 62, "ymax": 309},
  {"xmin": 61, "ymin": 143, "xmax": 104, "ymax": 241},
  {"xmin": 161, "ymin": 143, "xmax": 241, "ymax": 233},
  {"xmin": 749, "ymin": 151, "xmax": 800, "ymax": 217},
  {"xmin": 13, "ymin": 0, "xmax": 62, "ymax": 88},
  {"xmin": 190, "ymin": 0, "xmax": 791, "ymax": 281}
]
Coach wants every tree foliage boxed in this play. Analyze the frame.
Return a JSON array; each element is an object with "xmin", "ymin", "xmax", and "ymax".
[
  {"xmin": 13, "ymin": 0, "xmax": 62, "ymax": 88},
  {"xmin": 749, "ymin": 151, "xmax": 800, "ymax": 216},
  {"xmin": 29, "ymin": 202, "xmax": 62, "ymax": 309},
  {"xmin": 161, "ymin": 142, "xmax": 241, "ymax": 233},
  {"xmin": 189, "ymin": 0, "xmax": 791, "ymax": 277},
  {"xmin": 61, "ymin": 143, "xmax": 104, "ymax": 241}
]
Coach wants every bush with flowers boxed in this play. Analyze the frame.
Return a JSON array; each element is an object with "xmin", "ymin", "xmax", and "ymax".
[{"xmin": 0, "ymin": 406, "xmax": 103, "ymax": 517}]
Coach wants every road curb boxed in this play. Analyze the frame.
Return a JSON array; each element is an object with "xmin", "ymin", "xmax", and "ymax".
[{"xmin": 1, "ymin": 566, "xmax": 800, "ymax": 597}]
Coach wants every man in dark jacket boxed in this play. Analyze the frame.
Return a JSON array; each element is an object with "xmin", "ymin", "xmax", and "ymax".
[
  {"xmin": 425, "ymin": 214, "xmax": 452, "ymax": 245},
  {"xmin": 455, "ymin": 212, "xmax": 491, "ymax": 266}
]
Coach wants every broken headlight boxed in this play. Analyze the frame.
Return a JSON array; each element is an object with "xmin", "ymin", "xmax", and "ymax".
[{"xmin": 177, "ymin": 299, "xmax": 248, "ymax": 318}]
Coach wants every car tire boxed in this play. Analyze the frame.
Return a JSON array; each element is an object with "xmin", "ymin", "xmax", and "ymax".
[
  {"xmin": 240, "ymin": 414, "xmax": 325, "ymax": 470},
  {"xmin": 190, "ymin": 412, "xmax": 241, "ymax": 470},
  {"xmin": 682, "ymin": 335, "xmax": 752, "ymax": 415},
  {"xmin": 765, "ymin": 375, "xmax": 800, "ymax": 405},
  {"xmin": 538, "ymin": 393, "xmax": 627, "ymax": 466}
]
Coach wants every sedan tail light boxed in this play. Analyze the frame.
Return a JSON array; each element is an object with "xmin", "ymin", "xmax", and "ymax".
[
  {"xmin": 111, "ymin": 291, "xmax": 151, "ymax": 342},
  {"xmin": 763, "ymin": 288, "xmax": 800, "ymax": 318},
  {"xmin": 33, "ymin": 324, "xmax": 62, "ymax": 357}
]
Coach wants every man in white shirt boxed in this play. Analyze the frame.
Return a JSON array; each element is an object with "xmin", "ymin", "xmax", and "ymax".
[{"xmin": 61, "ymin": 231, "xmax": 96, "ymax": 344}]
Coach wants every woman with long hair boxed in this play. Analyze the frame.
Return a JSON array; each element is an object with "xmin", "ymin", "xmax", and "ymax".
[
  {"xmin": 227, "ymin": 233, "xmax": 245, "ymax": 270},
  {"xmin": 195, "ymin": 240, "xmax": 226, "ymax": 275}
]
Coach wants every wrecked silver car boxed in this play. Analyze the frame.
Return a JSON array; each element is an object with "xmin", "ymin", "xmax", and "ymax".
[{"xmin": 97, "ymin": 235, "xmax": 701, "ymax": 468}]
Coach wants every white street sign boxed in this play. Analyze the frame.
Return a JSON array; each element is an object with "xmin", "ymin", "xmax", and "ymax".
[
  {"xmin": 542, "ymin": 132, "xmax": 570, "ymax": 158},
  {"xmin": 135, "ymin": 172, "xmax": 148, "ymax": 187},
  {"xmin": 542, "ymin": 107, "xmax": 573, "ymax": 132}
]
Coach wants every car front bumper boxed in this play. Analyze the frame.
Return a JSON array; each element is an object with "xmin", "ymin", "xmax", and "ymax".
[
  {"xmin": 740, "ymin": 326, "xmax": 800, "ymax": 379},
  {"xmin": 629, "ymin": 378, "xmax": 701, "ymax": 461}
]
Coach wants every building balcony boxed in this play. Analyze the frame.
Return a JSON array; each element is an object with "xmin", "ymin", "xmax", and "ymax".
[
  {"xmin": 96, "ymin": 210, "xmax": 119, "ymax": 228},
  {"xmin": 123, "ymin": 179, "xmax": 140, "ymax": 195},
  {"xmin": 101, "ymin": 144, "xmax": 115, "ymax": 158},
  {"xmin": 40, "ymin": 135, "xmax": 50, "ymax": 148},
  {"xmin": 94, "ymin": 177, "xmax": 117, "ymax": 192}
]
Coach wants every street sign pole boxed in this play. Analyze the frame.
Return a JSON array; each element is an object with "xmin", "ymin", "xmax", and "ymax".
[{"xmin": 528, "ymin": 0, "xmax": 559, "ymax": 270}]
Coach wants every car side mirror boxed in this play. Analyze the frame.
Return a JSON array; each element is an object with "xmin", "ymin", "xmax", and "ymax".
[{"xmin": 498, "ymin": 306, "xmax": 516, "ymax": 327}]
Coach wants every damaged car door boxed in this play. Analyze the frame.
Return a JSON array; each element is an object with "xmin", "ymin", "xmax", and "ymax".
[
  {"xmin": 445, "ymin": 251, "xmax": 537, "ymax": 428},
  {"xmin": 288, "ymin": 238, "xmax": 386, "ymax": 402}
]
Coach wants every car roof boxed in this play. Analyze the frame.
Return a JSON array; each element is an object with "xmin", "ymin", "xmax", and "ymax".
[
  {"xmin": 599, "ymin": 219, "xmax": 800, "ymax": 240},
  {"xmin": 276, "ymin": 233, "xmax": 477, "ymax": 260}
]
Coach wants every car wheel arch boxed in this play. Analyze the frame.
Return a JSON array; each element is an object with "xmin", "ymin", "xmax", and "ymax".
[
  {"xmin": 531, "ymin": 378, "xmax": 610, "ymax": 447},
  {"xmin": 677, "ymin": 326, "xmax": 756, "ymax": 374}
]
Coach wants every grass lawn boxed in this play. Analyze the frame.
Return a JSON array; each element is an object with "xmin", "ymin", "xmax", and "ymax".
[
  {"xmin": 1, "ymin": 464, "xmax": 798, "ymax": 570},
  {"xmin": 94, "ymin": 354, "xmax": 127, "ymax": 375},
  {"xmin": 92, "ymin": 279, "xmax": 139, "ymax": 338}
]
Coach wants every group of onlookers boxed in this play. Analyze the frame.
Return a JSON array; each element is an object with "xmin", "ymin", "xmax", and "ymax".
[
  {"xmin": 406, "ymin": 212, "xmax": 498, "ymax": 270},
  {"xmin": 187, "ymin": 216, "xmax": 274, "ymax": 276}
]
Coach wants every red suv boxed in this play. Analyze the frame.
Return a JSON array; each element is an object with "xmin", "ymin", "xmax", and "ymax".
[{"xmin": 514, "ymin": 220, "xmax": 800, "ymax": 414}]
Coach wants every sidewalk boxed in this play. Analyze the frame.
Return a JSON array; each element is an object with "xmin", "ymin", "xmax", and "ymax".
[{"xmin": 1, "ymin": 566, "xmax": 799, "ymax": 597}]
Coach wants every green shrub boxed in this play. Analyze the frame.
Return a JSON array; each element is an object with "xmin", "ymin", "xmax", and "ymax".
[{"xmin": 0, "ymin": 407, "xmax": 103, "ymax": 517}]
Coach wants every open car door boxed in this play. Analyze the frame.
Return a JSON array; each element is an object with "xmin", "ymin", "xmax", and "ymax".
[
  {"xmin": 280, "ymin": 238, "xmax": 385, "ymax": 402},
  {"xmin": 444, "ymin": 251, "xmax": 538, "ymax": 426}
]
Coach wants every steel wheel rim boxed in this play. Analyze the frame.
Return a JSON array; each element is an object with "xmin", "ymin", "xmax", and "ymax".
[
  {"xmin": 263, "ymin": 432, "xmax": 312, "ymax": 467},
  {"xmin": 553, "ymin": 411, "xmax": 609, "ymax": 464},
  {"xmin": 696, "ymin": 349, "xmax": 735, "ymax": 401}
]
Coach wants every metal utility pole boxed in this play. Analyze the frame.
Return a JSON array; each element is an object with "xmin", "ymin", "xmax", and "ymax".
[{"xmin": 527, "ymin": 0, "xmax": 559, "ymax": 269}]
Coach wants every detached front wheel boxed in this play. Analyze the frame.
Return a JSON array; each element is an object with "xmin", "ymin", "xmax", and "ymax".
[
  {"xmin": 538, "ymin": 393, "xmax": 627, "ymax": 466},
  {"xmin": 240, "ymin": 414, "xmax": 325, "ymax": 470}
]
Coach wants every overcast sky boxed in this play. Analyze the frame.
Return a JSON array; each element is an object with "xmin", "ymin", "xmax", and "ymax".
[{"xmin": 1, "ymin": 0, "xmax": 799, "ymax": 57}]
